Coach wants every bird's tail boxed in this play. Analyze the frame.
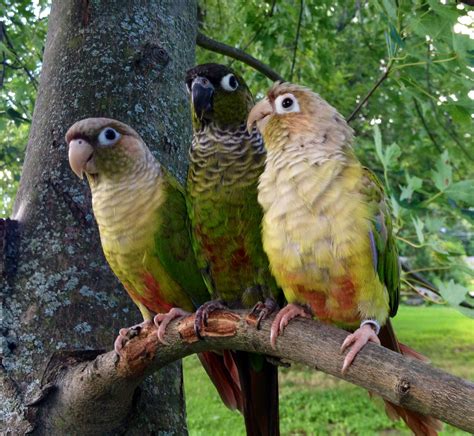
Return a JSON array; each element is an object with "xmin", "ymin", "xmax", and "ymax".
[
  {"xmin": 378, "ymin": 320, "xmax": 443, "ymax": 436},
  {"xmin": 233, "ymin": 351, "xmax": 280, "ymax": 436},
  {"xmin": 197, "ymin": 350, "xmax": 243, "ymax": 411}
]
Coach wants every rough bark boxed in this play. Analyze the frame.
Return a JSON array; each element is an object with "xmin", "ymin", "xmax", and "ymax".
[
  {"xmin": 1, "ymin": 0, "xmax": 196, "ymax": 434},
  {"xmin": 23, "ymin": 310, "xmax": 474, "ymax": 434}
]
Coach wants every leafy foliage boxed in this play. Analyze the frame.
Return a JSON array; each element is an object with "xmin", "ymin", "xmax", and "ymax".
[
  {"xmin": 0, "ymin": 0, "xmax": 48, "ymax": 215},
  {"xmin": 196, "ymin": 0, "xmax": 473, "ymax": 316},
  {"xmin": 0, "ymin": 0, "xmax": 472, "ymax": 314}
]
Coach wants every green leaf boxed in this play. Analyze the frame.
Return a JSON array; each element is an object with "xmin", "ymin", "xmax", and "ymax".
[
  {"xmin": 446, "ymin": 104, "xmax": 471, "ymax": 125},
  {"xmin": 412, "ymin": 216, "xmax": 425, "ymax": 244},
  {"xmin": 400, "ymin": 174, "xmax": 422, "ymax": 201},
  {"xmin": 445, "ymin": 180, "xmax": 474, "ymax": 205},
  {"xmin": 437, "ymin": 280, "xmax": 473, "ymax": 318},
  {"xmin": 453, "ymin": 33, "xmax": 474, "ymax": 66},
  {"xmin": 382, "ymin": 0, "xmax": 397, "ymax": 22},
  {"xmin": 389, "ymin": 194, "xmax": 400, "ymax": 219},
  {"xmin": 431, "ymin": 150, "xmax": 452, "ymax": 191},
  {"xmin": 373, "ymin": 125, "xmax": 384, "ymax": 166},
  {"xmin": 372, "ymin": 126, "xmax": 400, "ymax": 169},
  {"xmin": 385, "ymin": 143, "xmax": 401, "ymax": 168}
]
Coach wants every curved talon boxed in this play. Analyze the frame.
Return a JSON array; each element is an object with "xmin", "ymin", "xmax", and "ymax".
[
  {"xmin": 341, "ymin": 323, "xmax": 381, "ymax": 373},
  {"xmin": 270, "ymin": 303, "xmax": 312, "ymax": 348},
  {"xmin": 113, "ymin": 320, "xmax": 152, "ymax": 355},
  {"xmin": 154, "ymin": 308, "xmax": 190, "ymax": 345},
  {"xmin": 251, "ymin": 297, "xmax": 279, "ymax": 330},
  {"xmin": 114, "ymin": 334, "xmax": 127, "ymax": 355},
  {"xmin": 194, "ymin": 300, "xmax": 227, "ymax": 339}
]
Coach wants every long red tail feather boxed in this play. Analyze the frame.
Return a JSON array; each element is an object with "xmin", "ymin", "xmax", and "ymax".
[{"xmin": 197, "ymin": 351, "xmax": 243, "ymax": 412}]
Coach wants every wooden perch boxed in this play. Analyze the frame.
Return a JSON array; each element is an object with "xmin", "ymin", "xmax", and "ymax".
[{"xmin": 29, "ymin": 310, "xmax": 473, "ymax": 434}]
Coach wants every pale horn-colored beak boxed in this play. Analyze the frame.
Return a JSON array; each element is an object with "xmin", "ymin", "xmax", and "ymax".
[
  {"xmin": 68, "ymin": 139, "xmax": 94, "ymax": 180},
  {"xmin": 247, "ymin": 97, "xmax": 273, "ymax": 133}
]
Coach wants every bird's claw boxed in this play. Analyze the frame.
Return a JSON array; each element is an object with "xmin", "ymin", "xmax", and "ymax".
[
  {"xmin": 113, "ymin": 320, "xmax": 152, "ymax": 356},
  {"xmin": 194, "ymin": 300, "xmax": 227, "ymax": 339},
  {"xmin": 153, "ymin": 308, "xmax": 190, "ymax": 345},
  {"xmin": 340, "ymin": 323, "xmax": 381, "ymax": 373},
  {"xmin": 250, "ymin": 297, "xmax": 279, "ymax": 329},
  {"xmin": 270, "ymin": 303, "xmax": 312, "ymax": 349}
]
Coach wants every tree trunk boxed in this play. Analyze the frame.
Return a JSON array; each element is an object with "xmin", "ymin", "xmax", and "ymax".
[{"xmin": 1, "ymin": 0, "xmax": 196, "ymax": 433}]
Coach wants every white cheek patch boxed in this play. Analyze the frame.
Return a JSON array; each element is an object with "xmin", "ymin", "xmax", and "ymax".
[{"xmin": 274, "ymin": 93, "xmax": 300, "ymax": 114}]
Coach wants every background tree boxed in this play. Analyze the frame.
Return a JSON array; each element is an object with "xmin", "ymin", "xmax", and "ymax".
[{"xmin": 1, "ymin": 0, "xmax": 196, "ymax": 433}]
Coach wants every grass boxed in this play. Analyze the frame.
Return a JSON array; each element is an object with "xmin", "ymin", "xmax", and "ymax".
[{"xmin": 183, "ymin": 305, "xmax": 473, "ymax": 435}]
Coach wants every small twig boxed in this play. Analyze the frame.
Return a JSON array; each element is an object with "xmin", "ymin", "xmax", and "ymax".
[
  {"xmin": 240, "ymin": 0, "xmax": 277, "ymax": 53},
  {"xmin": 346, "ymin": 62, "xmax": 393, "ymax": 122},
  {"xmin": 412, "ymin": 98, "xmax": 443, "ymax": 153},
  {"xmin": 400, "ymin": 260, "xmax": 440, "ymax": 296},
  {"xmin": 405, "ymin": 266, "xmax": 451, "ymax": 274},
  {"xmin": 395, "ymin": 235, "xmax": 425, "ymax": 249},
  {"xmin": 290, "ymin": 0, "xmax": 304, "ymax": 81},
  {"xmin": 228, "ymin": 1, "xmax": 277, "ymax": 69},
  {"xmin": 2, "ymin": 23, "xmax": 38, "ymax": 90},
  {"xmin": 196, "ymin": 32, "xmax": 284, "ymax": 82}
]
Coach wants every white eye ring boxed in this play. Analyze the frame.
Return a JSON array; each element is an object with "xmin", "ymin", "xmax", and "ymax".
[
  {"xmin": 275, "ymin": 93, "xmax": 300, "ymax": 114},
  {"xmin": 98, "ymin": 127, "xmax": 121, "ymax": 146},
  {"xmin": 220, "ymin": 73, "xmax": 239, "ymax": 91}
]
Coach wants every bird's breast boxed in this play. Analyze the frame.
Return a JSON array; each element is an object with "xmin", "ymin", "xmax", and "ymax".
[{"xmin": 260, "ymin": 155, "xmax": 373, "ymax": 302}]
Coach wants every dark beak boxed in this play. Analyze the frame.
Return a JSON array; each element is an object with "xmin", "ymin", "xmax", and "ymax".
[{"xmin": 191, "ymin": 76, "xmax": 215, "ymax": 119}]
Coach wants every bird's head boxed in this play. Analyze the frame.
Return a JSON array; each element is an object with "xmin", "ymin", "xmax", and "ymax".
[
  {"xmin": 66, "ymin": 118, "xmax": 148, "ymax": 183},
  {"xmin": 247, "ymin": 82, "xmax": 348, "ymax": 150},
  {"xmin": 185, "ymin": 63, "xmax": 254, "ymax": 129}
]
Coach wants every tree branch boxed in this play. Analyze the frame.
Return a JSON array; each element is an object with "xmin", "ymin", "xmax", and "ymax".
[
  {"xmin": 196, "ymin": 32, "xmax": 284, "ymax": 82},
  {"xmin": 346, "ymin": 63, "xmax": 393, "ymax": 123},
  {"xmin": 412, "ymin": 98, "xmax": 443, "ymax": 153},
  {"xmin": 400, "ymin": 259, "xmax": 440, "ymax": 297},
  {"xmin": 2, "ymin": 23, "xmax": 38, "ymax": 90},
  {"xmin": 290, "ymin": 0, "xmax": 304, "ymax": 81},
  {"xmin": 28, "ymin": 310, "xmax": 474, "ymax": 434}
]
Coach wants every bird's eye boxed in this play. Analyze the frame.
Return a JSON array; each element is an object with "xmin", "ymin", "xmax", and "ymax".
[
  {"xmin": 275, "ymin": 93, "xmax": 300, "ymax": 114},
  {"xmin": 220, "ymin": 73, "xmax": 239, "ymax": 91},
  {"xmin": 98, "ymin": 127, "xmax": 121, "ymax": 146}
]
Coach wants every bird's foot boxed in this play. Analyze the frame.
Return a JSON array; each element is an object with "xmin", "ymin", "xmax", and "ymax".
[
  {"xmin": 270, "ymin": 303, "xmax": 312, "ymax": 348},
  {"xmin": 340, "ymin": 322, "xmax": 381, "ymax": 373},
  {"xmin": 114, "ymin": 320, "xmax": 153, "ymax": 356},
  {"xmin": 250, "ymin": 297, "xmax": 279, "ymax": 329},
  {"xmin": 154, "ymin": 308, "xmax": 190, "ymax": 345},
  {"xmin": 194, "ymin": 300, "xmax": 227, "ymax": 339}
]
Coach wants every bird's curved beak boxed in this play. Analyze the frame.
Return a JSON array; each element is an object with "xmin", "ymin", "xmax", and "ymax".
[
  {"xmin": 191, "ymin": 76, "xmax": 215, "ymax": 119},
  {"xmin": 247, "ymin": 97, "xmax": 273, "ymax": 133},
  {"xmin": 68, "ymin": 139, "xmax": 96, "ymax": 180}
]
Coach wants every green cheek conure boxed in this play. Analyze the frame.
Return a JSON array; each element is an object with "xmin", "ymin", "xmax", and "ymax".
[
  {"xmin": 66, "ymin": 117, "xmax": 243, "ymax": 412},
  {"xmin": 185, "ymin": 64, "xmax": 282, "ymax": 436},
  {"xmin": 248, "ymin": 83, "xmax": 441, "ymax": 436}
]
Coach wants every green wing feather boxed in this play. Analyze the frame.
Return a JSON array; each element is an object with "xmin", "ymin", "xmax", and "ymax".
[
  {"xmin": 152, "ymin": 171, "xmax": 210, "ymax": 308},
  {"xmin": 363, "ymin": 168, "xmax": 400, "ymax": 317}
]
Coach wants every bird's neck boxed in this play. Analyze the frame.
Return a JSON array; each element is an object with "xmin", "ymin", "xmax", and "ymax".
[{"xmin": 90, "ymin": 153, "xmax": 165, "ymax": 249}]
